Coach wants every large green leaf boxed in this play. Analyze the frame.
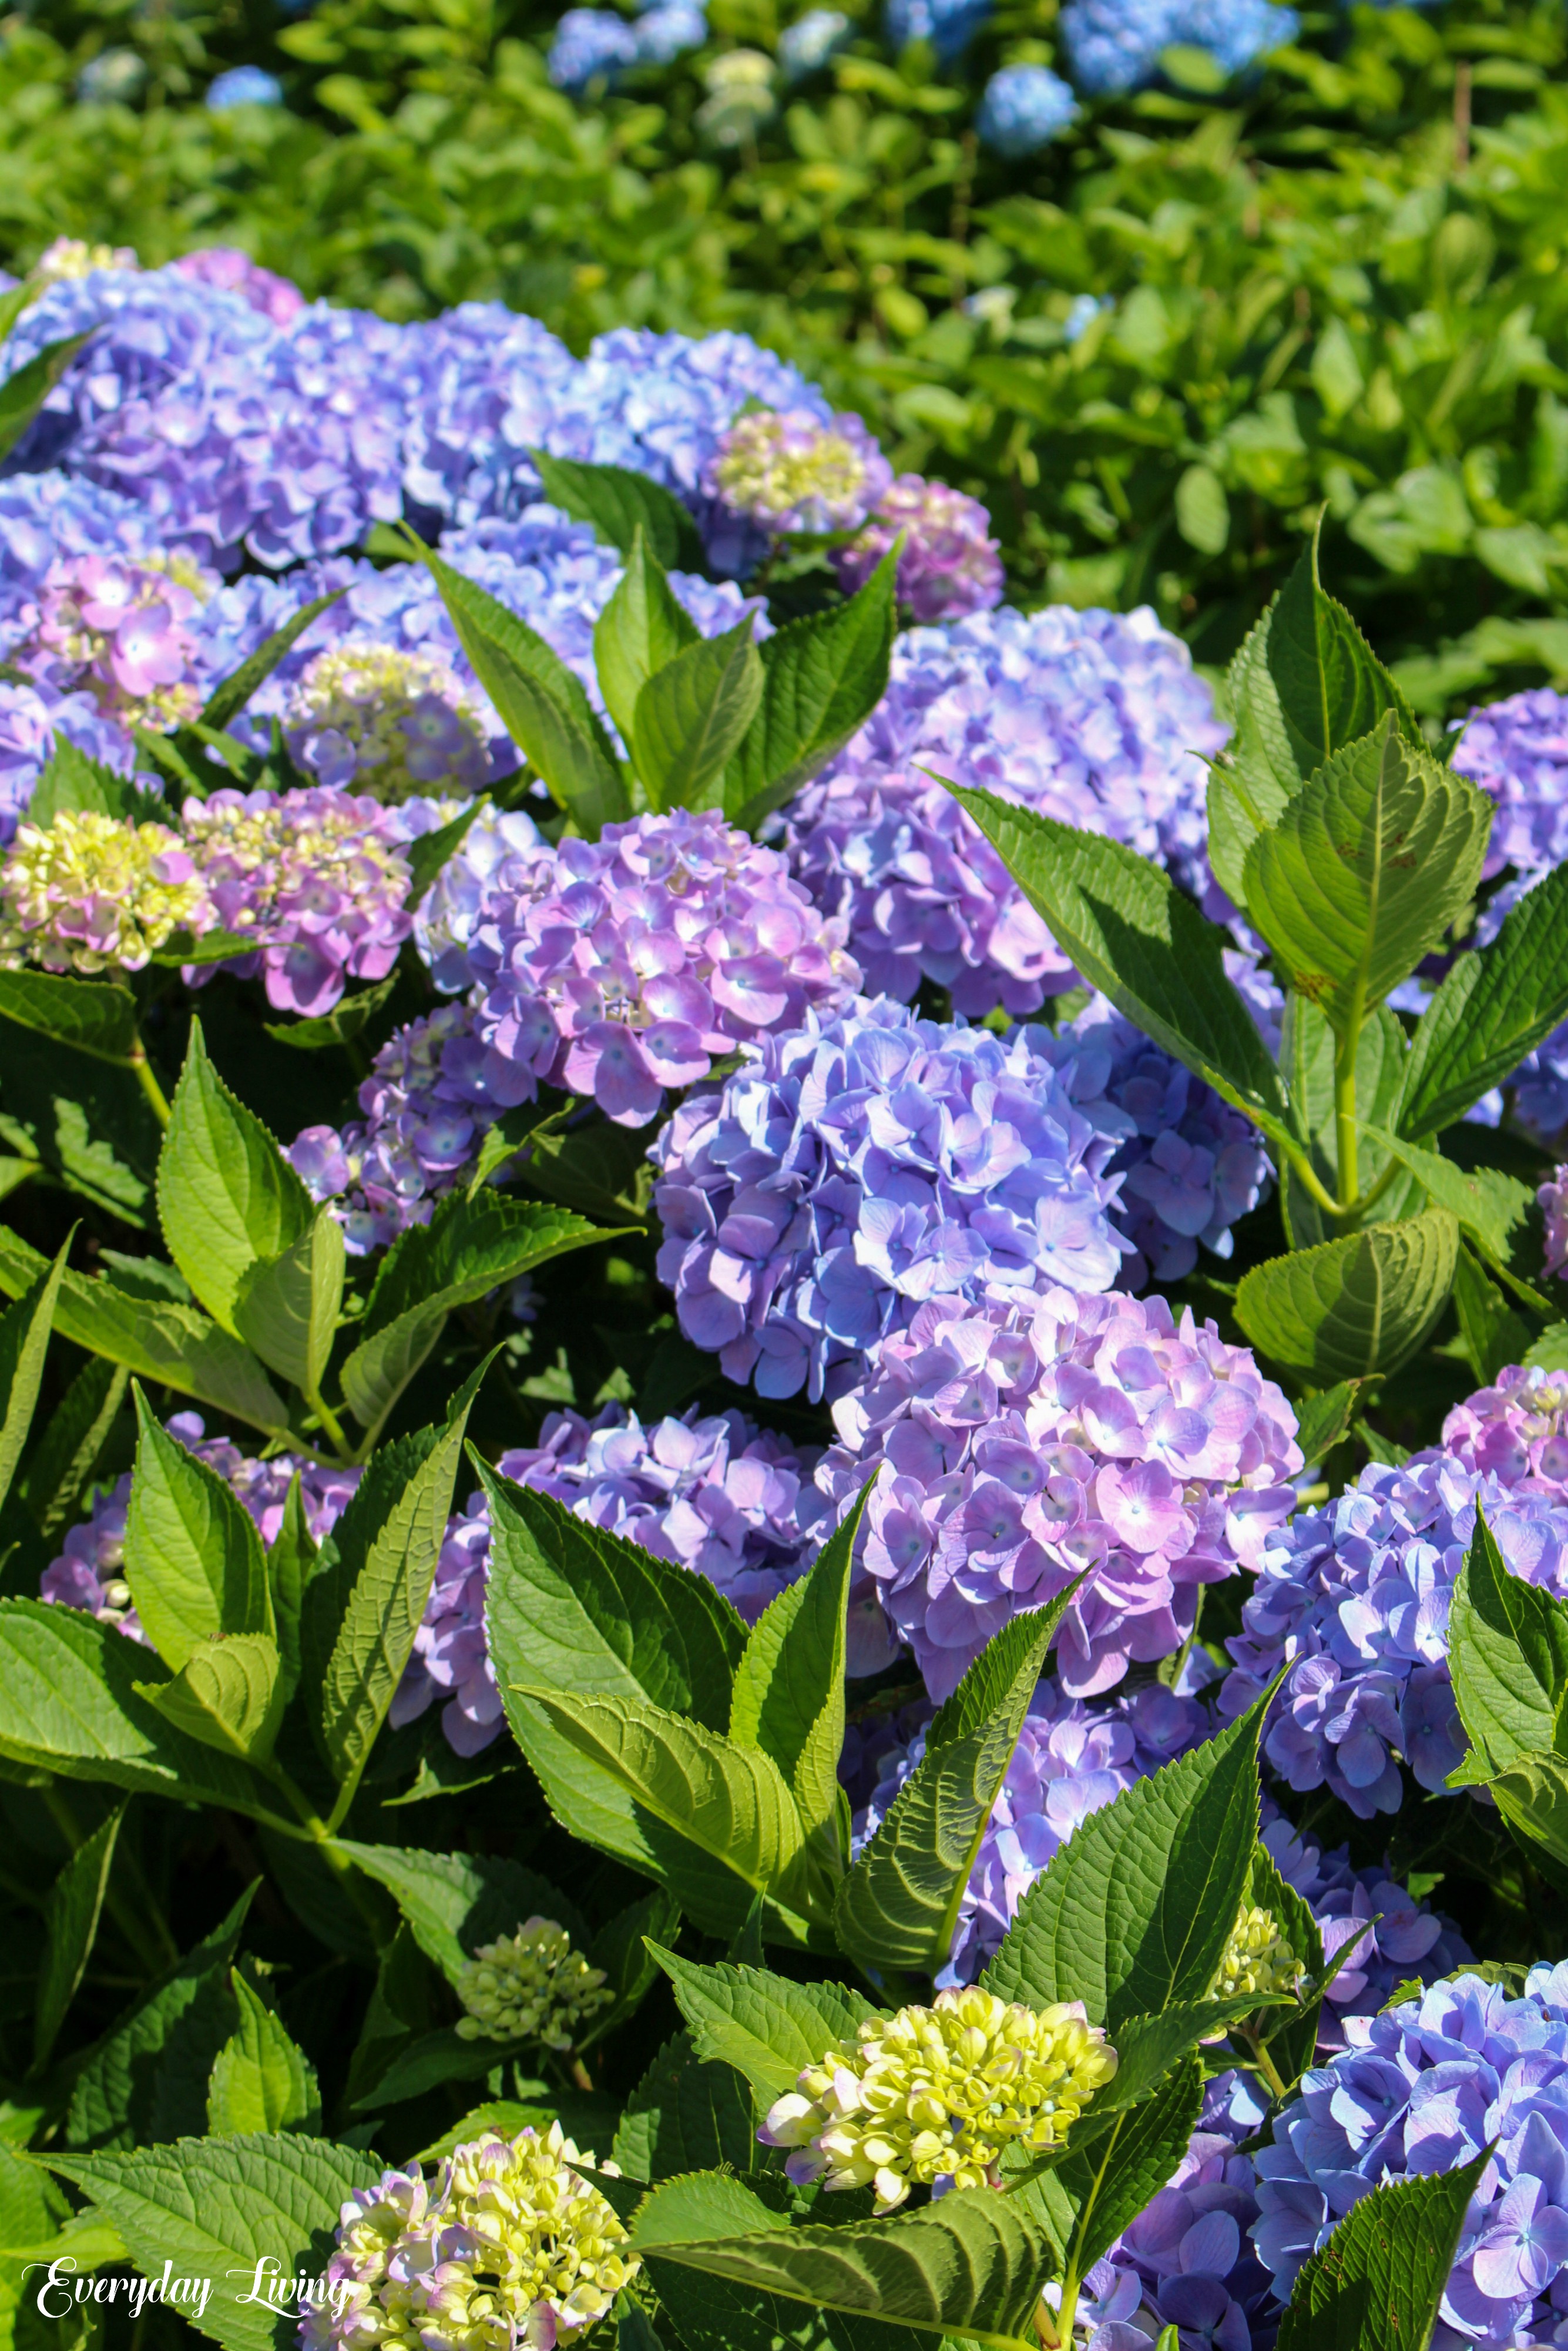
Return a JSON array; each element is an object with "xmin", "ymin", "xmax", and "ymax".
[
  {"xmin": 729, "ymin": 1492, "xmax": 864, "ymax": 1847},
  {"xmin": 631, "ymin": 2172, "xmax": 790, "ymax": 2251},
  {"xmin": 834, "ymin": 1589, "xmax": 1075, "ymax": 1977},
  {"xmin": 613, "ymin": 2031, "xmax": 765, "ymax": 2183},
  {"xmin": 530, "ymin": 450, "xmax": 706, "ymax": 571},
  {"xmin": 723, "ymin": 552, "xmax": 898, "ymax": 834},
  {"xmin": 27, "ymin": 737, "xmax": 165, "ymax": 828},
  {"xmin": 645, "ymin": 2188, "xmax": 1053, "ymax": 2351},
  {"xmin": 1358, "ymin": 1129, "xmax": 1535, "ymax": 1266},
  {"xmin": 593, "ymin": 528, "xmax": 700, "ymax": 744},
  {"xmin": 632, "ymin": 621, "xmax": 764, "ymax": 813},
  {"xmin": 35, "ymin": 1801, "xmax": 123, "ymax": 2070},
  {"xmin": 0, "ymin": 1239, "xmax": 68, "ymax": 1515},
  {"xmin": 1451, "ymin": 1243, "xmax": 1537, "ymax": 1389},
  {"xmin": 1488, "ymin": 1748, "xmax": 1568, "ymax": 1870},
  {"xmin": 123, "ymin": 1387, "xmax": 272, "ymax": 1669},
  {"xmin": 135, "ymin": 1635, "xmax": 284, "ymax": 1764},
  {"xmin": 156, "ymin": 1024, "xmax": 314, "ymax": 1333},
  {"xmin": 650, "ymin": 1950, "xmax": 878, "ymax": 2105},
  {"xmin": 62, "ymin": 1889, "xmax": 255, "ymax": 2151},
  {"xmin": 196, "ymin": 591, "xmax": 346, "ymax": 735},
  {"xmin": 48, "ymin": 2135, "xmax": 383, "ymax": 2351},
  {"xmin": 981, "ymin": 1689, "xmax": 1267, "ymax": 2030},
  {"xmin": 1450, "ymin": 1508, "xmax": 1568, "ymax": 1779},
  {"xmin": 206, "ymin": 1976, "xmax": 321, "ymax": 2135},
  {"xmin": 232, "ymin": 1208, "xmax": 345, "ymax": 1394},
  {"xmin": 0, "ymin": 969, "xmax": 139, "ymax": 1065},
  {"xmin": 944, "ymin": 787, "xmax": 1294, "ymax": 1157},
  {"xmin": 0, "ymin": 331, "xmax": 92, "ymax": 462},
  {"xmin": 338, "ymin": 1300, "xmax": 449, "ymax": 1437},
  {"xmin": 1278, "ymin": 998, "xmax": 1419, "ymax": 1246},
  {"xmin": 335, "ymin": 1842, "xmax": 587, "ymax": 1984},
  {"xmin": 1398, "ymin": 864, "xmax": 1568, "ymax": 1139},
  {"xmin": 1242, "ymin": 714, "xmax": 1490, "ymax": 1035},
  {"xmin": 365, "ymin": 1193, "xmax": 611, "ymax": 1333},
  {"xmin": 1047, "ymin": 2056, "xmax": 1204, "ymax": 2280},
  {"xmin": 1274, "ymin": 2154, "xmax": 1485, "ymax": 2351},
  {"xmin": 1235, "ymin": 1209, "xmax": 1459, "ymax": 1380}
]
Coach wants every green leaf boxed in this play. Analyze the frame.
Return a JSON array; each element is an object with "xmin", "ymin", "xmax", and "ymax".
[
  {"xmin": 366, "ymin": 1192, "xmax": 612, "ymax": 1333},
  {"xmin": 593, "ymin": 527, "xmax": 700, "ymax": 744},
  {"xmin": 1358, "ymin": 1128, "xmax": 1535, "ymax": 1265},
  {"xmin": 334, "ymin": 1842, "xmax": 587, "ymax": 1986},
  {"xmin": 416, "ymin": 537, "xmax": 629, "ymax": 833},
  {"xmin": 19, "ymin": 1354, "xmax": 128, "ymax": 1542},
  {"xmin": 1241, "ymin": 713, "xmax": 1491, "ymax": 1035},
  {"xmin": 1452, "ymin": 1245, "xmax": 1537, "ymax": 1387},
  {"xmin": 723, "ymin": 551, "xmax": 898, "ymax": 834},
  {"xmin": 124, "ymin": 1387, "xmax": 271, "ymax": 1669},
  {"xmin": 1174, "ymin": 464, "xmax": 1228, "ymax": 556},
  {"xmin": 1488, "ymin": 1748, "xmax": 1568, "ymax": 1870},
  {"xmin": 0, "ymin": 1240, "xmax": 68, "ymax": 1516},
  {"xmin": 206, "ymin": 1975, "xmax": 321, "ymax": 2135},
  {"xmin": 1274, "ymin": 2153, "xmax": 1486, "ymax": 2351},
  {"xmin": 46, "ymin": 2135, "xmax": 384, "ymax": 2351},
  {"xmin": 63, "ymin": 1888, "xmax": 255, "ymax": 2150},
  {"xmin": 0, "ymin": 970, "xmax": 137, "ymax": 1065},
  {"xmin": 0, "ymin": 332, "xmax": 92, "ymax": 462},
  {"xmin": 632, "ymin": 621, "xmax": 764, "ymax": 814},
  {"xmin": 632, "ymin": 2173, "xmax": 790, "ymax": 2251},
  {"xmin": 263, "ymin": 971, "xmax": 401, "ymax": 1052},
  {"xmin": 34, "ymin": 1801, "xmax": 123, "ymax": 2071},
  {"xmin": 1450, "ymin": 1507, "xmax": 1568, "ymax": 1779},
  {"xmin": 1292, "ymin": 1380, "xmax": 1364, "ymax": 1464},
  {"xmin": 649, "ymin": 1950, "xmax": 878, "ymax": 2105},
  {"xmin": 417, "ymin": 2097, "xmax": 622, "ymax": 2165},
  {"xmin": 267, "ymin": 1477, "xmax": 318, "ymax": 1708},
  {"xmin": 1049, "ymin": 2055, "xmax": 1203, "ymax": 2278},
  {"xmin": 942, "ymin": 786, "xmax": 1294, "ymax": 1158},
  {"xmin": 511, "ymin": 1108, "xmax": 657, "ymax": 1225},
  {"xmin": 586, "ymin": 1886, "xmax": 681, "ymax": 2048},
  {"xmin": 981, "ymin": 1687, "xmax": 1267, "ymax": 2030},
  {"xmin": 26, "ymin": 737, "xmax": 166, "ymax": 829},
  {"xmin": 195, "ymin": 591, "xmax": 347, "ymax": 735},
  {"xmin": 402, "ymin": 795, "xmax": 489, "ymax": 909},
  {"xmin": 232, "ymin": 1208, "xmax": 345, "ymax": 1395},
  {"xmin": 729, "ymin": 1490, "xmax": 864, "ymax": 1846},
  {"xmin": 644, "ymin": 2186, "xmax": 1053, "ymax": 2351},
  {"xmin": 515, "ymin": 1688, "xmax": 807, "ymax": 1930},
  {"xmin": 338, "ymin": 1302, "xmax": 449, "ymax": 1438},
  {"xmin": 614, "ymin": 2031, "xmax": 765, "ymax": 2183},
  {"xmin": 156, "ymin": 1023, "xmax": 314, "ymax": 1334},
  {"xmin": 530, "ymin": 451, "xmax": 706, "ymax": 571},
  {"xmin": 834, "ymin": 1587, "xmax": 1077, "ymax": 1978},
  {"xmin": 1527, "ymin": 1325, "xmax": 1568, "ymax": 1374},
  {"xmin": 1398, "ymin": 865, "xmax": 1568, "ymax": 1139},
  {"xmin": 135, "ymin": 1634, "xmax": 285, "ymax": 1763},
  {"xmin": 1234, "ymin": 1209, "xmax": 1459, "ymax": 1381},
  {"xmin": 1278, "ymin": 997, "xmax": 1420, "ymax": 1248}
]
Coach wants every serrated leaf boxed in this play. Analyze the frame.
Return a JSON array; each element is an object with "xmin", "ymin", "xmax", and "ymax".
[
  {"xmin": 981, "ymin": 1688, "xmax": 1268, "ymax": 2030},
  {"xmin": 724, "ymin": 549, "xmax": 898, "ymax": 833},
  {"xmin": 1050, "ymin": 2055, "xmax": 1203, "ymax": 2278},
  {"xmin": 402, "ymin": 794, "xmax": 488, "ymax": 908},
  {"xmin": 263, "ymin": 971, "xmax": 401, "ymax": 1052},
  {"xmin": 1359, "ymin": 1129, "xmax": 1535, "ymax": 1265},
  {"xmin": 135, "ymin": 1634, "xmax": 284, "ymax": 1763},
  {"xmin": 632, "ymin": 2172, "xmax": 788, "ymax": 2249},
  {"xmin": 1398, "ymin": 864, "xmax": 1568, "ymax": 1139},
  {"xmin": 943, "ymin": 786, "xmax": 1294, "ymax": 1159},
  {"xmin": 646, "ymin": 2187, "xmax": 1052, "ymax": 2351},
  {"xmin": 1527, "ymin": 1324, "xmax": 1568, "ymax": 1373},
  {"xmin": 0, "ymin": 1239, "xmax": 68, "ymax": 1515},
  {"xmin": 1235, "ymin": 1209, "xmax": 1459, "ymax": 1381},
  {"xmin": 834, "ymin": 1587, "xmax": 1077, "ymax": 1978},
  {"xmin": 47, "ymin": 2134, "xmax": 383, "ymax": 2351},
  {"xmin": 1274, "ymin": 2154, "xmax": 1485, "ymax": 2351},
  {"xmin": 1488, "ymin": 1747, "xmax": 1568, "ymax": 1870},
  {"xmin": 156, "ymin": 1023, "xmax": 314, "ymax": 1334},
  {"xmin": 0, "ymin": 331, "xmax": 92, "ymax": 461},
  {"xmin": 593, "ymin": 527, "xmax": 700, "ymax": 744},
  {"xmin": 1242, "ymin": 713, "xmax": 1491, "ymax": 1035},
  {"xmin": 531, "ymin": 450, "xmax": 706, "ymax": 571},
  {"xmin": 335, "ymin": 1842, "xmax": 587, "ymax": 1985},
  {"xmin": 730, "ymin": 1491, "xmax": 864, "ymax": 1845},
  {"xmin": 650, "ymin": 1950, "xmax": 878, "ymax": 2104},
  {"xmin": 417, "ymin": 2097, "xmax": 622, "ymax": 2165},
  {"xmin": 26, "ymin": 737, "xmax": 166, "ymax": 829},
  {"xmin": 1451, "ymin": 1508, "xmax": 1568, "ymax": 1779},
  {"xmin": 34, "ymin": 1800, "xmax": 123, "ymax": 2071},
  {"xmin": 512, "ymin": 1109, "xmax": 657, "ymax": 1224},
  {"xmin": 207, "ymin": 1975, "xmax": 321, "ymax": 2135},
  {"xmin": 63, "ymin": 1888, "xmax": 255, "ymax": 2151},
  {"xmin": 19, "ymin": 1354, "xmax": 128, "ymax": 1542},
  {"xmin": 585, "ymin": 1886, "xmax": 681, "ymax": 2050},
  {"xmin": 233, "ymin": 1208, "xmax": 345, "ymax": 1395},
  {"xmin": 195, "ymin": 591, "xmax": 346, "ymax": 736},
  {"xmin": 0, "ymin": 970, "xmax": 137, "ymax": 1064},
  {"xmin": 124, "ymin": 1388, "xmax": 272, "ymax": 1669},
  {"xmin": 1292, "ymin": 1380, "xmax": 1364, "ymax": 1464},
  {"xmin": 632, "ymin": 621, "xmax": 764, "ymax": 814},
  {"xmin": 366, "ymin": 1192, "xmax": 611, "ymax": 1333},
  {"xmin": 614, "ymin": 2031, "xmax": 765, "ymax": 2183},
  {"xmin": 338, "ymin": 1301, "xmax": 449, "ymax": 1437}
]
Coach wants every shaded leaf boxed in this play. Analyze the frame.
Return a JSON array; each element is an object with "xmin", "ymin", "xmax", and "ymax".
[{"xmin": 1235, "ymin": 1210, "xmax": 1459, "ymax": 1381}]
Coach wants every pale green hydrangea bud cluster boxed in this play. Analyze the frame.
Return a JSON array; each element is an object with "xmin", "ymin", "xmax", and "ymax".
[
  {"xmin": 758, "ymin": 1985, "xmax": 1118, "ymax": 2213},
  {"xmin": 1210, "ymin": 1904, "xmax": 1303, "ymax": 2003},
  {"xmin": 0, "ymin": 808, "xmax": 210, "ymax": 974},
  {"xmin": 284, "ymin": 640, "xmax": 491, "ymax": 803},
  {"xmin": 301, "ymin": 2123, "xmax": 637, "ymax": 2351},
  {"xmin": 703, "ymin": 405, "xmax": 894, "ymax": 534},
  {"xmin": 455, "ymin": 1917, "xmax": 613, "ymax": 2050}
]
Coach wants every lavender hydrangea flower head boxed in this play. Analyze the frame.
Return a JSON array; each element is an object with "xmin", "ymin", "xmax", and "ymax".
[
  {"xmin": 180, "ymin": 786, "xmax": 415, "ymax": 1016},
  {"xmin": 815, "ymin": 1285, "xmax": 1302, "ymax": 1697},
  {"xmin": 974, "ymin": 65, "xmax": 1079, "ymax": 157},
  {"xmin": 703, "ymin": 408, "xmax": 893, "ymax": 536},
  {"xmin": 833, "ymin": 475, "xmax": 1003, "ymax": 623},
  {"xmin": 1253, "ymin": 1965, "xmax": 1568, "ymax": 2350},
  {"xmin": 1453, "ymin": 686, "xmax": 1568, "ymax": 885},
  {"xmin": 1545, "ymin": 1168, "xmax": 1568, "ymax": 1280},
  {"xmin": 1061, "ymin": 0, "xmax": 1297, "ymax": 95},
  {"xmin": 1442, "ymin": 1363, "xmax": 1568, "ymax": 1489},
  {"xmin": 0, "ymin": 809, "xmax": 210, "ymax": 975},
  {"xmin": 782, "ymin": 603, "xmax": 1226, "ymax": 1018},
  {"xmin": 173, "ymin": 248, "xmax": 307, "ymax": 327},
  {"xmin": 1220, "ymin": 1447, "xmax": 1568, "ymax": 1820},
  {"xmin": 0, "ymin": 676, "xmax": 134, "ymax": 847},
  {"xmin": 283, "ymin": 640, "xmax": 491, "ymax": 802},
  {"xmin": 454, "ymin": 808, "xmax": 860, "ymax": 1127},
  {"xmin": 18, "ymin": 551, "xmax": 216, "ymax": 730}
]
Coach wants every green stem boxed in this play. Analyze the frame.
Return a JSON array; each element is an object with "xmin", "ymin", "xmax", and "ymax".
[
  {"xmin": 1237, "ymin": 2026, "xmax": 1291, "ymax": 2105},
  {"xmin": 260, "ymin": 1763, "xmax": 389, "ymax": 1946},
  {"xmin": 1334, "ymin": 1019, "xmax": 1359, "ymax": 1212},
  {"xmin": 1280, "ymin": 1140, "xmax": 1341, "ymax": 1218},
  {"xmin": 304, "ymin": 1383, "xmax": 352, "ymax": 1463},
  {"xmin": 126, "ymin": 1032, "xmax": 171, "ymax": 1129}
]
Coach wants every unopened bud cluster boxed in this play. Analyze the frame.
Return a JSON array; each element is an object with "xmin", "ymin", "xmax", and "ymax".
[
  {"xmin": 757, "ymin": 1986, "xmax": 1117, "ymax": 2212},
  {"xmin": 1210, "ymin": 1905, "xmax": 1302, "ymax": 2004},
  {"xmin": 455, "ymin": 1918, "xmax": 612, "ymax": 2050},
  {"xmin": 0, "ymin": 807, "xmax": 207, "ymax": 972}
]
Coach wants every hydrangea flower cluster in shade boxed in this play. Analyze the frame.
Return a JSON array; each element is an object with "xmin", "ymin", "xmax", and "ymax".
[
  {"xmin": 779, "ymin": 8, "xmax": 850, "ymax": 75},
  {"xmin": 451, "ymin": 808, "xmax": 860, "ymax": 1127},
  {"xmin": 0, "ymin": 810, "xmax": 210, "ymax": 975},
  {"xmin": 283, "ymin": 640, "xmax": 491, "ymax": 803},
  {"xmin": 40, "ymin": 1414, "xmax": 361, "ymax": 1638},
  {"xmin": 975, "ymin": 65, "xmax": 1079, "ymax": 156},
  {"xmin": 833, "ymin": 475, "xmax": 1004, "ymax": 624},
  {"xmin": 1220, "ymin": 1441, "xmax": 1568, "ymax": 1820},
  {"xmin": 1546, "ymin": 1169, "xmax": 1568, "ymax": 1279},
  {"xmin": 300, "ymin": 2124, "xmax": 637, "ymax": 2351},
  {"xmin": 702, "ymin": 407, "xmax": 893, "ymax": 536},
  {"xmin": 1253, "ymin": 1966, "xmax": 1568, "ymax": 2350},
  {"xmin": 454, "ymin": 1921, "xmax": 612, "ymax": 2050},
  {"xmin": 758, "ymin": 1988, "xmax": 1117, "ymax": 2211},
  {"xmin": 1060, "ymin": 0, "xmax": 1299, "ymax": 96},
  {"xmin": 0, "ymin": 677, "xmax": 131, "ymax": 848},
  {"xmin": 388, "ymin": 1404, "xmax": 818, "ymax": 1754},
  {"xmin": 782, "ymin": 603, "xmax": 1225, "ymax": 1018},
  {"xmin": 19, "ymin": 550, "xmax": 215, "ymax": 729},
  {"xmin": 653, "ymin": 998, "xmax": 1271, "ymax": 1402},
  {"xmin": 815, "ymin": 1286, "xmax": 1302, "ymax": 1698}
]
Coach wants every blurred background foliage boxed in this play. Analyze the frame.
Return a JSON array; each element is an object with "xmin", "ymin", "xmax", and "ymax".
[{"xmin": 5, "ymin": 0, "xmax": 1568, "ymax": 704}]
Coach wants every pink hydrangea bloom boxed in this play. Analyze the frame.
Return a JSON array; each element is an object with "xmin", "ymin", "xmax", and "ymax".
[
  {"xmin": 173, "ymin": 247, "xmax": 307, "ymax": 327},
  {"xmin": 814, "ymin": 1285, "xmax": 1302, "ymax": 1699},
  {"xmin": 1442, "ymin": 1361, "xmax": 1568, "ymax": 1488},
  {"xmin": 18, "ymin": 550, "xmax": 215, "ymax": 729},
  {"xmin": 834, "ymin": 474, "xmax": 1004, "ymax": 623}
]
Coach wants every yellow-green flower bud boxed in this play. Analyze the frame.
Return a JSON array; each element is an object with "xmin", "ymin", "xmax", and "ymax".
[
  {"xmin": 454, "ymin": 1917, "xmax": 612, "ymax": 2051},
  {"xmin": 1210, "ymin": 1904, "xmax": 1302, "ymax": 2003},
  {"xmin": 0, "ymin": 810, "xmax": 211, "ymax": 974}
]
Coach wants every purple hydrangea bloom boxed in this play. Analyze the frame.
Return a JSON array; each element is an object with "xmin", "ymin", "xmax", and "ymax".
[
  {"xmin": 1442, "ymin": 1363, "xmax": 1568, "ymax": 1489},
  {"xmin": 1546, "ymin": 1168, "xmax": 1568, "ymax": 1280},
  {"xmin": 781, "ymin": 603, "xmax": 1227, "ymax": 1018},
  {"xmin": 814, "ymin": 1285, "xmax": 1302, "ymax": 1698},
  {"xmin": 1454, "ymin": 686, "xmax": 1568, "ymax": 885},
  {"xmin": 1220, "ymin": 1443, "xmax": 1568, "ymax": 1820},
  {"xmin": 650, "ymin": 995, "xmax": 1270, "ymax": 1401},
  {"xmin": 833, "ymin": 475, "xmax": 1004, "ymax": 624},
  {"xmin": 974, "ymin": 65, "xmax": 1079, "ymax": 156},
  {"xmin": 0, "ymin": 472, "xmax": 159, "ymax": 639},
  {"xmin": 1254, "ymin": 1966, "xmax": 1568, "ymax": 2350},
  {"xmin": 0, "ymin": 676, "xmax": 137, "ymax": 847}
]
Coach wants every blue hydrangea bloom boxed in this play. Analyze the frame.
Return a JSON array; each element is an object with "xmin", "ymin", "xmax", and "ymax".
[
  {"xmin": 548, "ymin": 8, "xmax": 642, "ymax": 89},
  {"xmin": 885, "ymin": 0, "xmax": 990, "ymax": 59},
  {"xmin": 0, "ymin": 471, "xmax": 157, "ymax": 636},
  {"xmin": 633, "ymin": 3, "xmax": 707, "ymax": 61},
  {"xmin": 205, "ymin": 66, "xmax": 284, "ymax": 107},
  {"xmin": 975, "ymin": 65, "xmax": 1077, "ymax": 156},
  {"xmin": 778, "ymin": 9, "xmax": 850, "ymax": 75},
  {"xmin": 1060, "ymin": 0, "xmax": 1296, "ymax": 96}
]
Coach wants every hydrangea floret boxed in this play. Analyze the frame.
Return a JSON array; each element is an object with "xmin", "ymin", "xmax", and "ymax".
[
  {"xmin": 19, "ymin": 551, "xmax": 215, "ymax": 729},
  {"xmin": 0, "ymin": 809, "xmax": 211, "ymax": 974},
  {"xmin": 973, "ymin": 65, "xmax": 1079, "ymax": 157},
  {"xmin": 832, "ymin": 475, "xmax": 1004, "ymax": 624},
  {"xmin": 702, "ymin": 407, "xmax": 894, "ymax": 535},
  {"xmin": 454, "ymin": 1920, "xmax": 612, "ymax": 2050},
  {"xmin": 757, "ymin": 1987, "xmax": 1117, "ymax": 2211},
  {"xmin": 284, "ymin": 640, "xmax": 491, "ymax": 802}
]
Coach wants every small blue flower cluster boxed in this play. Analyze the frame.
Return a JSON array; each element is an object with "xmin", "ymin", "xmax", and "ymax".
[
  {"xmin": 1060, "ymin": 0, "xmax": 1298, "ymax": 96},
  {"xmin": 549, "ymin": 0, "xmax": 708, "ymax": 92}
]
